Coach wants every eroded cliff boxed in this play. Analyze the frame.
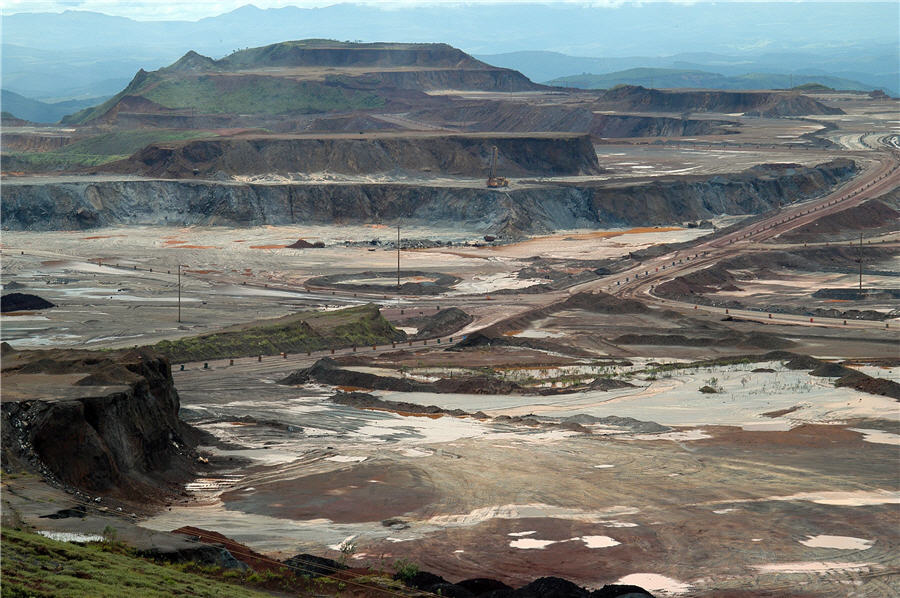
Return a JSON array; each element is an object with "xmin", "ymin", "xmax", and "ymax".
[
  {"xmin": 1, "ymin": 344, "xmax": 200, "ymax": 500},
  {"xmin": 2, "ymin": 159, "xmax": 857, "ymax": 235}
]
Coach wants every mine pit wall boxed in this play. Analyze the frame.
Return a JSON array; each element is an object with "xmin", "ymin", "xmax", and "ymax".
[
  {"xmin": 0, "ymin": 352, "xmax": 195, "ymax": 498},
  {"xmin": 113, "ymin": 134, "xmax": 601, "ymax": 179},
  {"xmin": 2, "ymin": 159, "xmax": 856, "ymax": 233}
]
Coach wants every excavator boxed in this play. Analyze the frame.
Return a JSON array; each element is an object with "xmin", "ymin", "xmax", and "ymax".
[{"xmin": 486, "ymin": 145, "xmax": 509, "ymax": 188}]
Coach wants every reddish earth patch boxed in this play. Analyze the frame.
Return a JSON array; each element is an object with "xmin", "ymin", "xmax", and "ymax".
[
  {"xmin": 233, "ymin": 240, "xmax": 246, "ymax": 243},
  {"xmin": 172, "ymin": 527, "xmax": 288, "ymax": 573},
  {"xmin": 183, "ymin": 269, "xmax": 218, "ymax": 274},
  {"xmin": 1, "ymin": 311, "xmax": 38, "ymax": 317},
  {"xmin": 695, "ymin": 424, "xmax": 866, "ymax": 448},
  {"xmin": 220, "ymin": 463, "xmax": 436, "ymax": 524},
  {"xmin": 162, "ymin": 239, "xmax": 188, "ymax": 246},
  {"xmin": 249, "ymin": 244, "xmax": 287, "ymax": 250},
  {"xmin": 40, "ymin": 260, "xmax": 67, "ymax": 266}
]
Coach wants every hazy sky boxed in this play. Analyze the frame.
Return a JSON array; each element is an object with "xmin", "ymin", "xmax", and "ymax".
[{"xmin": 1, "ymin": 0, "xmax": 880, "ymax": 21}]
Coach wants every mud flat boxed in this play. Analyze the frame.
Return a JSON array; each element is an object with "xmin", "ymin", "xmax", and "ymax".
[{"xmin": 134, "ymin": 353, "xmax": 899, "ymax": 596}]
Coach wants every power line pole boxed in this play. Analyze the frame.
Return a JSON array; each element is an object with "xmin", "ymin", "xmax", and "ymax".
[
  {"xmin": 858, "ymin": 232, "xmax": 863, "ymax": 291},
  {"xmin": 178, "ymin": 264, "xmax": 182, "ymax": 322},
  {"xmin": 397, "ymin": 225, "xmax": 401, "ymax": 290}
]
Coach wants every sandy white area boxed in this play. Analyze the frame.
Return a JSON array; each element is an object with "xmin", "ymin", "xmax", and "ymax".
[
  {"xmin": 754, "ymin": 561, "xmax": 874, "ymax": 573},
  {"xmin": 848, "ymin": 428, "xmax": 900, "ymax": 446},
  {"xmin": 325, "ymin": 455, "xmax": 367, "ymax": 463},
  {"xmin": 38, "ymin": 531, "xmax": 105, "ymax": 543},
  {"xmin": 580, "ymin": 535, "xmax": 621, "ymax": 548},
  {"xmin": 614, "ymin": 573, "xmax": 691, "ymax": 595},
  {"xmin": 799, "ymin": 535, "xmax": 873, "ymax": 550},
  {"xmin": 509, "ymin": 538, "xmax": 557, "ymax": 549}
]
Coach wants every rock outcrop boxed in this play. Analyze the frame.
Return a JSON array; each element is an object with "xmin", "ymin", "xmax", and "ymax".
[
  {"xmin": 0, "ymin": 345, "xmax": 199, "ymax": 500},
  {"xmin": 3, "ymin": 160, "xmax": 856, "ymax": 233}
]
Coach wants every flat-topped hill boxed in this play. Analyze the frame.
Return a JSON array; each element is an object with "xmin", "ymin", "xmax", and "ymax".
[
  {"xmin": 598, "ymin": 85, "xmax": 844, "ymax": 116},
  {"xmin": 63, "ymin": 40, "xmax": 541, "ymax": 125}
]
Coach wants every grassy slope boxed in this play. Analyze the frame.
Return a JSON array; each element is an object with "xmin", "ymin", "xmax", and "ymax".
[
  {"xmin": 142, "ymin": 76, "xmax": 384, "ymax": 115},
  {"xmin": 0, "ymin": 528, "xmax": 274, "ymax": 598},
  {"xmin": 151, "ymin": 304, "xmax": 406, "ymax": 363},
  {"xmin": 3, "ymin": 130, "xmax": 215, "ymax": 171}
]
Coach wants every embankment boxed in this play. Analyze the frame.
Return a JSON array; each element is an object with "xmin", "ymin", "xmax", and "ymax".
[
  {"xmin": 3, "ymin": 159, "xmax": 856, "ymax": 234},
  {"xmin": 150, "ymin": 304, "xmax": 405, "ymax": 363},
  {"xmin": 104, "ymin": 133, "xmax": 601, "ymax": 179},
  {"xmin": 0, "ymin": 344, "xmax": 199, "ymax": 500}
]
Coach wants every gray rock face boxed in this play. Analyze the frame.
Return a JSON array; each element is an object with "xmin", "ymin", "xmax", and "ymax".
[{"xmin": 2, "ymin": 159, "xmax": 855, "ymax": 233}]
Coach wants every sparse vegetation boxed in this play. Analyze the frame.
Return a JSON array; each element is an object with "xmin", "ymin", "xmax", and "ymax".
[
  {"xmin": 2, "ymin": 130, "xmax": 214, "ymax": 171},
  {"xmin": 151, "ymin": 304, "xmax": 405, "ymax": 363},
  {"xmin": 393, "ymin": 558, "xmax": 419, "ymax": 582},
  {"xmin": 0, "ymin": 527, "xmax": 275, "ymax": 598}
]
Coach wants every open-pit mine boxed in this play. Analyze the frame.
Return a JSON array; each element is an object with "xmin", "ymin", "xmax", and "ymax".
[{"xmin": 2, "ymin": 39, "xmax": 899, "ymax": 598}]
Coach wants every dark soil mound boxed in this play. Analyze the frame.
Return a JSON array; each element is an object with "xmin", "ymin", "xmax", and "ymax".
[
  {"xmin": 784, "ymin": 354, "xmax": 824, "ymax": 370},
  {"xmin": 561, "ymin": 291, "xmax": 649, "ymax": 314},
  {"xmin": 810, "ymin": 362, "xmax": 857, "ymax": 377},
  {"xmin": 752, "ymin": 367, "xmax": 776, "ymax": 373},
  {"xmin": 283, "ymin": 358, "xmax": 525, "ymax": 395},
  {"xmin": 282, "ymin": 553, "xmax": 346, "ymax": 576},
  {"xmin": 458, "ymin": 578, "xmax": 514, "ymax": 595},
  {"xmin": 593, "ymin": 585, "xmax": 654, "ymax": 597},
  {"xmin": 408, "ymin": 307, "xmax": 473, "ymax": 339},
  {"xmin": 286, "ymin": 238, "xmax": 324, "ymax": 248},
  {"xmin": 588, "ymin": 377, "xmax": 636, "ymax": 391},
  {"xmin": 511, "ymin": 576, "xmax": 591, "ymax": 598},
  {"xmin": 836, "ymin": 372, "xmax": 900, "ymax": 400},
  {"xmin": 1, "ymin": 292, "xmax": 55, "ymax": 312}
]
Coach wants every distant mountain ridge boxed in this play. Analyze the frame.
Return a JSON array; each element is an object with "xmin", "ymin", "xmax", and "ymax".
[
  {"xmin": 3, "ymin": 4, "xmax": 897, "ymax": 101},
  {"xmin": 0, "ymin": 89, "xmax": 110, "ymax": 124},
  {"xmin": 62, "ymin": 40, "xmax": 540, "ymax": 125},
  {"xmin": 546, "ymin": 68, "xmax": 886, "ymax": 94}
]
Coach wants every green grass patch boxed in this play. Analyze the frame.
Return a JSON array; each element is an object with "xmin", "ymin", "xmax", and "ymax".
[
  {"xmin": 0, "ymin": 527, "xmax": 274, "ymax": 598},
  {"xmin": 2, "ymin": 130, "xmax": 216, "ymax": 172},
  {"xmin": 151, "ymin": 304, "xmax": 405, "ymax": 363},
  {"xmin": 143, "ymin": 75, "xmax": 384, "ymax": 115}
]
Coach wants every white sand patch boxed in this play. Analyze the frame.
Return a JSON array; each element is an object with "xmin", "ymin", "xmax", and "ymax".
[
  {"xmin": 353, "ymin": 413, "xmax": 489, "ymax": 444},
  {"xmin": 508, "ymin": 530, "xmax": 537, "ymax": 537},
  {"xmin": 755, "ymin": 561, "xmax": 874, "ymax": 573},
  {"xmin": 799, "ymin": 535, "xmax": 873, "ymax": 550},
  {"xmin": 513, "ymin": 329, "xmax": 566, "ymax": 339},
  {"xmin": 397, "ymin": 326, "xmax": 418, "ymax": 335},
  {"xmin": 325, "ymin": 455, "xmax": 367, "ymax": 463},
  {"xmin": 848, "ymin": 428, "xmax": 900, "ymax": 446},
  {"xmin": 594, "ymin": 464, "xmax": 615, "ymax": 469},
  {"xmin": 626, "ymin": 429, "xmax": 711, "ymax": 442},
  {"xmin": 775, "ymin": 490, "xmax": 900, "ymax": 507},
  {"xmin": 603, "ymin": 521, "xmax": 639, "ymax": 528},
  {"xmin": 400, "ymin": 448, "xmax": 432, "ymax": 458},
  {"xmin": 450, "ymin": 272, "xmax": 545, "ymax": 295},
  {"xmin": 615, "ymin": 574, "xmax": 691, "ymax": 595},
  {"xmin": 579, "ymin": 535, "xmax": 620, "ymax": 548},
  {"xmin": 510, "ymin": 538, "xmax": 558, "ymax": 549},
  {"xmin": 713, "ymin": 508, "xmax": 736, "ymax": 514},
  {"xmin": 425, "ymin": 503, "xmax": 640, "ymax": 527},
  {"xmin": 327, "ymin": 535, "xmax": 358, "ymax": 551},
  {"xmin": 37, "ymin": 531, "xmax": 104, "ymax": 543}
]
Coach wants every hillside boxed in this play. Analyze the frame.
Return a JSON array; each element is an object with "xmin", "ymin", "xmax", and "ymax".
[
  {"xmin": 597, "ymin": 85, "xmax": 844, "ymax": 116},
  {"xmin": 1, "ymin": 89, "xmax": 109, "ymax": 124},
  {"xmin": 62, "ymin": 40, "xmax": 541, "ymax": 126},
  {"xmin": 546, "ymin": 68, "xmax": 880, "ymax": 94}
]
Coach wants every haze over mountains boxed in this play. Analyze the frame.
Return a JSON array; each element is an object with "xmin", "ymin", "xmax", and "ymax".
[{"xmin": 3, "ymin": 2, "xmax": 898, "ymax": 109}]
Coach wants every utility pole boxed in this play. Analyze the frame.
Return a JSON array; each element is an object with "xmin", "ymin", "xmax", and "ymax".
[
  {"xmin": 397, "ymin": 225, "xmax": 401, "ymax": 290},
  {"xmin": 178, "ymin": 264, "xmax": 182, "ymax": 322},
  {"xmin": 858, "ymin": 233, "xmax": 863, "ymax": 291}
]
